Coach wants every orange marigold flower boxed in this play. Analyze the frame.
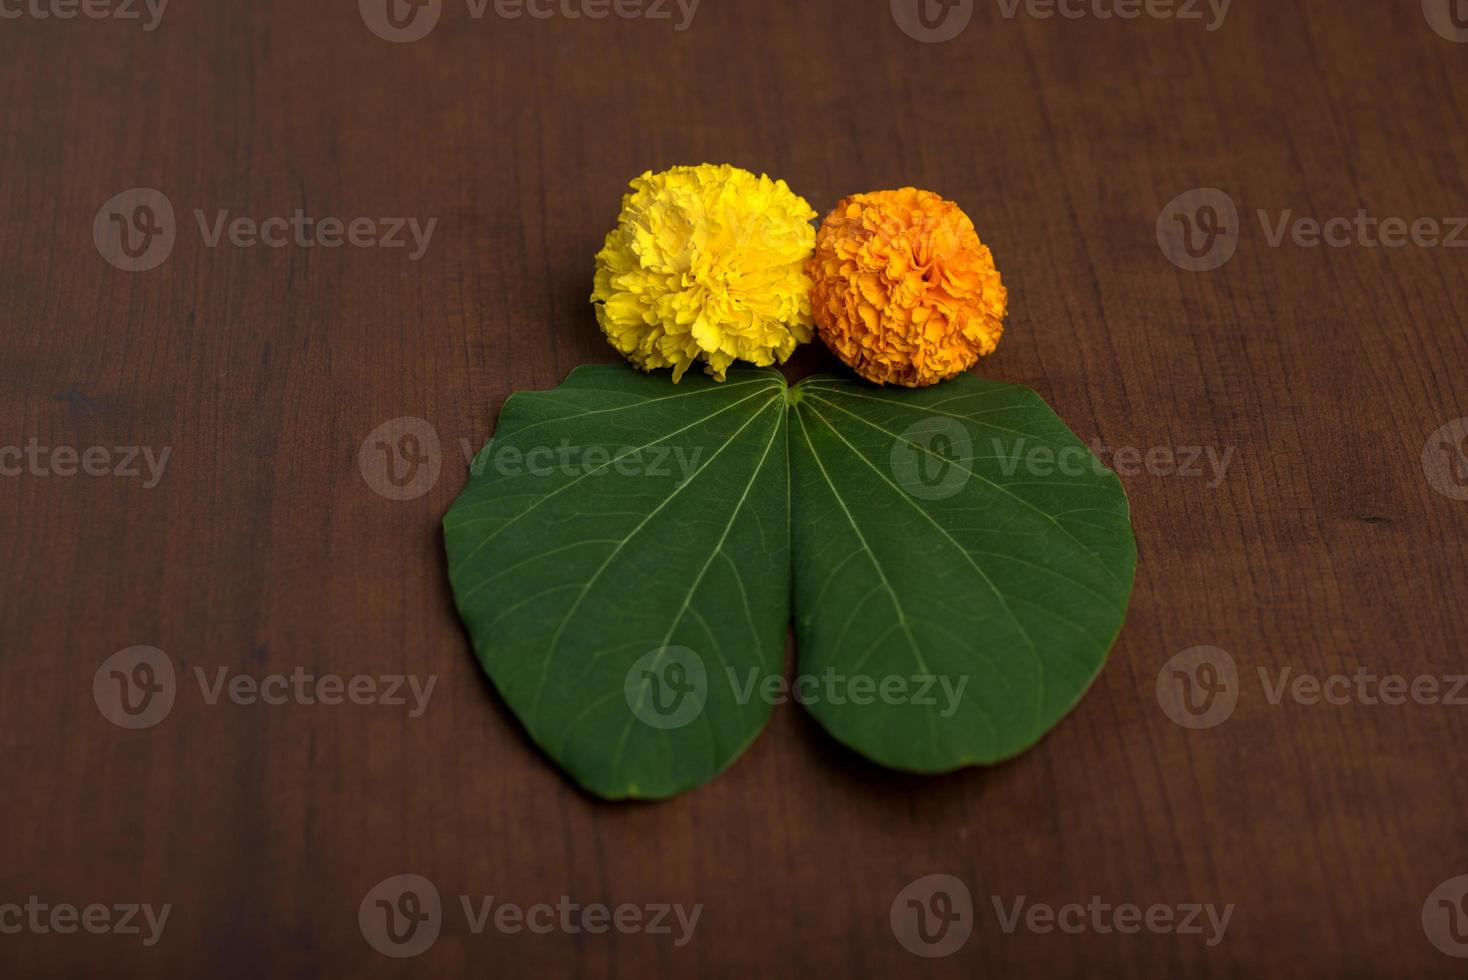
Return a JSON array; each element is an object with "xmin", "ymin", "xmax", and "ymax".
[{"xmin": 808, "ymin": 188, "xmax": 1007, "ymax": 387}]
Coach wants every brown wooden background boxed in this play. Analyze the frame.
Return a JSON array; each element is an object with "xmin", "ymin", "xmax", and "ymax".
[{"xmin": 3, "ymin": 0, "xmax": 1467, "ymax": 975}]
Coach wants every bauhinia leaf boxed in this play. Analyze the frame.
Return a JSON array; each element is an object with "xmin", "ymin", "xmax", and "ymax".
[
  {"xmin": 788, "ymin": 373, "xmax": 1136, "ymax": 772},
  {"xmin": 444, "ymin": 364, "xmax": 1137, "ymax": 799},
  {"xmin": 443, "ymin": 365, "xmax": 790, "ymax": 800}
]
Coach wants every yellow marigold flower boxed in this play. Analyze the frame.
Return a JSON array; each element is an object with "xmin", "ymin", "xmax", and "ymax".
[
  {"xmin": 591, "ymin": 164, "xmax": 817, "ymax": 382},
  {"xmin": 809, "ymin": 188, "xmax": 1007, "ymax": 387}
]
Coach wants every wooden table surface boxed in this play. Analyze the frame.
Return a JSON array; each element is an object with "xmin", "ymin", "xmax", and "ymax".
[{"xmin": 3, "ymin": 0, "xmax": 1467, "ymax": 975}]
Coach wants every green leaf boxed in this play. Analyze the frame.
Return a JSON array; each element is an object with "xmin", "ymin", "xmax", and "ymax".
[
  {"xmin": 788, "ymin": 373, "xmax": 1137, "ymax": 772},
  {"xmin": 444, "ymin": 364, "xmax": 1136, "ymax": 799},
  {"xmin": 443, "ymin": 364, "xmax": 790, "ymax": 800}
]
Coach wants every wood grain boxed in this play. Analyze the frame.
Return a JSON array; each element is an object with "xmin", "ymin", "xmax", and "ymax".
[{"xmin": 2, "ymin": 0, "xmax": 1466, "ymax": 975}]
